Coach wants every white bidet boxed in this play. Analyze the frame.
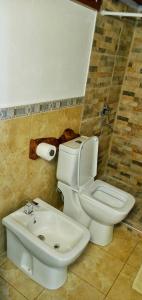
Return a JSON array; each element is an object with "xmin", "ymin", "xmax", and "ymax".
[{"xmin": 2, "ymin": 198, "xmax": 90, "ymax": 290}]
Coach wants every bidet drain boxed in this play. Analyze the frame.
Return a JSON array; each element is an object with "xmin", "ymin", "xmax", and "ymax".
[
  {"xmin": 38, "ymin": 234, "xmax": 45, "ymax": 241},
  {"xmin": 54, "ymin": 243, "xmax": 60, "ymax": 249}
]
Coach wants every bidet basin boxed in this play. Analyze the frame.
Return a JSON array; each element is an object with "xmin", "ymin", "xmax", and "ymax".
[
  {"xmin": 6, "ymin": 208, "xmax": 88, "ymax": 267},
  {"xmin": 2, "ymin": 198, "xmax": 90, "ymax": 289}
]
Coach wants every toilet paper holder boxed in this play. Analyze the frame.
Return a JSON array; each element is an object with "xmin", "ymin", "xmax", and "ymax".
[{"xmin": 29, "ymin": 128, "xmax": 80, "ymax": 160}]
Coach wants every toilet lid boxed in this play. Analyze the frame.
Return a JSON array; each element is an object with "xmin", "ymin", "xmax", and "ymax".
[{"xmin": 77, "ymin": 136, "xmax": 99, "ymax": 188}]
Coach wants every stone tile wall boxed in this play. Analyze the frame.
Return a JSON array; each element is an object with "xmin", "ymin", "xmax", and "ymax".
[
  {"xmin": 80, "ymin": 0, "xmax": 135, "ymax": 176},
  {"xmin": 106, "ymin": 19, "xmax": 142, "ymax": 192}
]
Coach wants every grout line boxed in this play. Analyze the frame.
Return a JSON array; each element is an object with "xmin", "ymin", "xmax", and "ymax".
[
  {"xmin": 104, "ymin": 229, "xmax": 140, "ymax": 298},
  {"xmin": 69, "ymin": 269, "xmax": 106, "ymax": 296},
  {"xmin": 70, "ymin": 222, "xmax": 141, "ymax": 299},
  {"xmin": 34, "ymin": 289, "xmax": 45, "ymax": 300},
  {"xmin": 124, "ymin": 240, "xmax": 140, "ymax": 266},
  {"xmin": 0, "ymin": 258, "xmax": 44, "ymax": 300},
  {"xmin": 103, "ymin": 259, "xmax": 128, "ymax": 299},
  {"xmin": 92, "ymin": 50, "xmax": 129, "ymax": 59},
  {"xmin": 0, "ymin": 274, "xmax": 29, "ymax": 300}
]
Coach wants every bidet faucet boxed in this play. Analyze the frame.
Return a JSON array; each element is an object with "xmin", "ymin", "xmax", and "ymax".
[{"xmin": 24, "ymin": 202, "xmax": 33, "ymax": 215}]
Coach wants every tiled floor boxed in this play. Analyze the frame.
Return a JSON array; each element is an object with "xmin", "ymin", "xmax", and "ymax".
[{"xmin": 0, "ymin": 224, "xmax": 142, "ymax": 300}]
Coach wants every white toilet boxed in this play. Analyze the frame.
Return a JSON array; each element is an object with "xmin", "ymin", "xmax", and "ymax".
[
  {"xmin": 57, "ymin": 136, "xmax": 135, "ymax": 246},
  {"xmin": 2, "ymin": 198, "xmax": 90, "ymax": 289}
]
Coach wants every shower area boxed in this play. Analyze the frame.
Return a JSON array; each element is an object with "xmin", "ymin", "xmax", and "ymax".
[{"xmin": 80, "ymin": 0, "xmax": 142, "ymax": 232}]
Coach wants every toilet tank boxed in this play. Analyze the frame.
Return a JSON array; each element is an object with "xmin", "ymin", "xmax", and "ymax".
[{"xmin": 57, "ymin": 136, "xmax": 88, "ymax": 187}]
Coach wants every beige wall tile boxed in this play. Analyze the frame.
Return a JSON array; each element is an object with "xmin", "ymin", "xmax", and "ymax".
[
  {"xmin": 30, "ymin": 106, "xmax": 82, "ymax": 139},
  {"xmin": 0, "ymin": 106, "xmax": 82, "ymax": 254},
  {"xmin": 0, "ymin": 117, "xmax": 31, "ymax": 156}
]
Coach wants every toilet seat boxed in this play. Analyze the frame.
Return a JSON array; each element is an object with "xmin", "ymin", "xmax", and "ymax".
[
  {"xmin": 77, "ymin": 139, "xmax": 135, "ymax": 224},
  {"xmin": 80, "ymin": 179, "xmax": 135, "ymax": 215}
]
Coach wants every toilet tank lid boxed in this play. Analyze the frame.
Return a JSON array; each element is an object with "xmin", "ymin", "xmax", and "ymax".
[{"xmin": 59, "ymin": 136, "xmax": 88, "ymax": 155}]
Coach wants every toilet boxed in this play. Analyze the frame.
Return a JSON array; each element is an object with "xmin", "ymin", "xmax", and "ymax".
[
  {"xmin": 57, "ymin": 136, "xmax": 135, "ymax": 246},
  {"xmin": 2, "ymin": 198, "xmax": 90, "ymax": 289}
]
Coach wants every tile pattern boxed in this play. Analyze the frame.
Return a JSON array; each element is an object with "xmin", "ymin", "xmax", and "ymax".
[
  {"xmin": 0, "ymin": 97, "xmax": 83, "ymax": 120},
  {"xmin": 79, "ymin": 0, "xmax": 142, "ymax": 234},
  {"xmin": 37, "ymin": 272, "xmax": 104, "ymax": 300},
  {"xmin": 0, "ymin": 225, "xmax": 142, "ymax": 300},
  {"xmin": 70, "ymin": 243, "xmax": 124, "ymax": 294},
  {"xmin": 106, "ymin": 264, "xmax": 142, "ymax": 300},
  {"xmin": 105, "ymin": 19, "xmax": 142, "ymax": 230},
  {"xmin": 80, "ymin": 0, "xmax": 135, "ymax": 176},
  {"xmin": 0, "ymin": 260, "xmax": 43, "ymax": 300}
]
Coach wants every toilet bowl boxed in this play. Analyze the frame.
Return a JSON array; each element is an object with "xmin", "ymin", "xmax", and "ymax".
[
  {"xmin": 2, "ymin": 198, "xmax": 90, "ymax": 290},
  {"xmin": 80, "ymin": 179, "xmax": 135, "ymax": 245},
  {"xmin": 57, "ymin": 136, "xmax": 135, "ymax": 246}
]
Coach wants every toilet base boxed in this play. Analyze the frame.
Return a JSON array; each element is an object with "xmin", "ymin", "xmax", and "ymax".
[
  {"xmin": 89, "ymin": 220, "xmax": 113, "ymax": 246},
  {"xmin": 7, "ymin": 229, "xmax": 67, "ymax": 290}
]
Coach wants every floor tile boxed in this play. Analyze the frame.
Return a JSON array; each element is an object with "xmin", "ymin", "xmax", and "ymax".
[
  {"xmin": 0, "ymin": 276, "xmax": 27, "ymax": 300},
  {"xmin": 97, "ymin": 224, "xmax": 140, "ymax": 263},
  {"xmin": 127, "ymin": 241, "xmax": 142, "ymax": 271},
  {"xmin": 106, "ymin": 264, "xmax": 142, "ymax": 300},
  {"xmin": 0, "ymin": 258, "xmax": 43, "ymax": 300},
  {"xmin": 70, "ymin": 243, "xmax": 123, "ymax": 295},
  {"xmin": 37, "ymin": 272, "xmax": 104, "ymax": 300}
]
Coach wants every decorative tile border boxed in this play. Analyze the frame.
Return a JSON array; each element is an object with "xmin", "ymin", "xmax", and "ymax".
[{"xmin": 0, "ymin": 97, "xmax": 84, "ymax": 120}]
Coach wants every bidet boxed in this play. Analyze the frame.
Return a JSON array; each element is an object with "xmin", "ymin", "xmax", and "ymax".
[{"xmin": 2, "ymin": 198, "xmax": 90, "ymax": 289}]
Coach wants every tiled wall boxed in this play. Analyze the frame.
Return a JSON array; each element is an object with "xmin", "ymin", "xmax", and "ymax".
[
  {"xmin": 106, "ymin": 19, "xmax": 142, "ymax": 192},
  {"xmin": 80, "ymin": 0, "xmax": 135, "ymax": 176},
  {"xmin": 0, "ymin": 103, "xmax": 83, "ymax": 254}
]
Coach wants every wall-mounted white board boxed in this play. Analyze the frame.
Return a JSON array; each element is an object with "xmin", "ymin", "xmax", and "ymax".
[{"xmin": 0, "ymin": 0, "xmax": 96, "ymax": 108}]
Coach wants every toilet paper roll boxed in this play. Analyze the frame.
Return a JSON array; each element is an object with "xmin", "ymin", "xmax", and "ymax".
[{"xmin": 36, "ymin": 143, "xmax": 56, "ymax": 161}]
